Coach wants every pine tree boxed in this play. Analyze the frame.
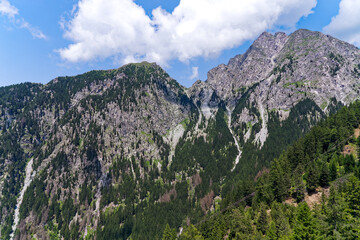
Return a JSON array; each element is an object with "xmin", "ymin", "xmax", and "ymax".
[
  {"xmin": 256, "ymin": 204, "xmax": 269, "ymax": 235},
  {"xmin": 319, "ymin": 162, "xmax": 330, "ymax": 187},
  {"xmin": 180, "ymin": 225, "xmax": 204, "ymax": 240},
  {"xmin": 306, "ymin": 162, "xmax": 319, "ymax": 193},
  {"xmin": 344, "ymin": 154, "xmax": 355, "ymax": 173},
  {"xmin": 329, "ymin": 157, "xmax": 338, "ymax": 181},
  {"xmin": 327, "ymin": 186, "xmax": 345, "ymax": 233},
  {"xmin": 293, "ymin": 165, "xmax": 305, "ymax": 202},
  {"xmin": 230, "ymin": 208, "xmax": 253, "ymax": 239},
  {"xmin": 162, "ymin": 224, "xmax": 177, "ymax": 240},
  {"xmin": 345, "ymin": 176, "xmax": 360, "ymax": 218},
  {"xmin": 270, "ymin": 158, "xmax": 290, "ymax": 201},
  {"xmin": 292, "ymin": 202, "xmax": 319, "ymax": 240},
  {"xmin": 270, "ymin": 202, "xmax": 291, "ymax": 238},
  {"xmin": 255, "ymin": 173, "xmax": 274, "ymax": 205},
  {"xmin": 266, "ymin": 221, "xmax": 277, "ymax": 240}
]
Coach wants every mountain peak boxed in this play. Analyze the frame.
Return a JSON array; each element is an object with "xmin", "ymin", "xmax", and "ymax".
[
  {"xmin": 123, "ymin": 61, "xmax": 157, "ymax": 68},
  {"xmin": 207, "ymin": 28, "xmax": 360, "ymax": 107}
]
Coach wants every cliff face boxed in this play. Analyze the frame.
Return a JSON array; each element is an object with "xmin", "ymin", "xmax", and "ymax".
[
  {"xmin": 207, "ymin": 29, "xmax": 360, "ymax": 108},
  {"xmin": 198, "ymin": 29, "xmax": 360, "ymax": 178},
  {"xmin": 1, "ymin": 29, "xmax": 360, "ymax": 239}
]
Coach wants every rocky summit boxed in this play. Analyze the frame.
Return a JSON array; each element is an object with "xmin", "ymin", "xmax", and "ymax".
[{"xmin": 1, "ymin": 29, "xmax": 360, "ymax": 239}]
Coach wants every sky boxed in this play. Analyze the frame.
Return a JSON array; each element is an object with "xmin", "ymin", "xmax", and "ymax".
[{"xmin": 0, "ymin": 0, "xmax": 359, "ymax": 88}]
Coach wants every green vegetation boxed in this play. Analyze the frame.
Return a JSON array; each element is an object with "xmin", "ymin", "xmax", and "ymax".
[
  {"xmin": 2, "ymin": 60, "xmax": 360, "ymax": 240},
  {"xmin": 162, "ymin": 100, "xmax": 360, "ymax": 240},
  {"xmin": 231, "ymin": 98, "xmax": 325, "ymax": 185},
  {"xmin": 283, "ymin": 80, "xmax": 306, "ymax": 88},
  {"xmin": 328, "ymin": 52, "xmax": 344, "ymax": 76},
  {"xmin": 0, "ymin": 83, "xmax": 44, "ymax": 238}
]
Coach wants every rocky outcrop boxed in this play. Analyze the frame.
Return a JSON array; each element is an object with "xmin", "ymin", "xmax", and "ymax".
[{"xmin": 204, "ymin": 29, "xmax": 360, "ymax": 148}]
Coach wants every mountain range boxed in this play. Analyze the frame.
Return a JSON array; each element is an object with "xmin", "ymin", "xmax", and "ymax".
[{"xmin": 0, "ymin": 29, "xmax": 360, "ymax": 239}]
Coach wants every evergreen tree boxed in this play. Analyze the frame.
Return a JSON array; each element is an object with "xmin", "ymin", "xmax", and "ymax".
[
  {"xmin": 230, "ymin": 208, "xmax": 253, "ymax": 239},
  {"xmin": 200, "ymin": 216, "xmax": 226, "ymax": 240},
  {"xmin": 292, "ymin": 202, "xmax": 319, "ymax": 240},
  {"xmin": 345, "ymin": 176, "xmax": 360, "ymax": 218},
  {"xmin": 329, "ymin": 157, "xmax": 338, "ymax": 181},
  {"xmin": 256, "ymin": 203, "xmax": 269, "ymax": 235},
  {"xmin": 319, "ymin": 162, "xmax": 330, "ymax": 187},
  {"xmin": 270, "ymin": 158, "xmax": 290, "ymax": 202},
  {"xmin": 326, "ymin": 186, "xmax": 345, "ymax": 234},
  {"xmin": 180, "ymin": 225, "xmax": 204, "ymax": 240},
  {"xmin": 270, "ymin": 202, "xmax": 291, "ymax": 238},
  {"xmin": 266, "ymin": 221, "xmax": 277, "ymax": 240},
  {"xmin": 255, "ymin": 173, "xmax": 274, "ymax": 205},
  {"xmin": 344, "ymin": 154, "xmax": 355, "ymax": 173},
  {"xmin": 293, "ymin": 165, "xmax": 305, "ymax": 202},
  {"xmin": 162, "ymin": 224, "xmax": 177, "ymax": 240},
  {"xmin": 306, "ymin": 162, "xmax": 319, "ymax": 193}
]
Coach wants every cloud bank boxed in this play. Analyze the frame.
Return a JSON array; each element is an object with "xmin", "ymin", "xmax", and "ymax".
[
  {"xmin": 0, "ymin": 0, "xmax": 46, "ymax": 39},
  {"xmin": 323, "ymin": 0, "xmax": 360, "ymax": 47},
  {"xmin": 59, "ymin": 0, "xmax": 317, "ymax": 65}
]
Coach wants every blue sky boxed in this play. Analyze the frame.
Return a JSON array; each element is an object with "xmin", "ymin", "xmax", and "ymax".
[{"xmin": 0, "ymin": 0, "xmax": 357, "ymax": 88}]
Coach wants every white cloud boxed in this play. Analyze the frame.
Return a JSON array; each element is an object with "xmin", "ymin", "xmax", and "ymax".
[
  {"xmin": 18, "ymin": 19, "xmax": 47, "ymax": 39},
  {"xmin": 0, "ymin": 0, "xmax": 17, "ymax": 17},
  {"xmin": 323, "ymin": 0, "xmax": 360, "ymax": 47},
  {"xmin": 190, "ymin": 67, "xmax": 199, "ymax": 80},
  {"xmin": 59, "ymin": 0, "xmax": 317, "ymax": 64},
  {"xmin": 0, "ymin": 0, "xmax": 46, "ymax": 39}
]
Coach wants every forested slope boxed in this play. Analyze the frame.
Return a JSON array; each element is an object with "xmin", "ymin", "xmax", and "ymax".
[{"xmin": 164, "ymin": 101, "xmax": 360, "ymax": 239}]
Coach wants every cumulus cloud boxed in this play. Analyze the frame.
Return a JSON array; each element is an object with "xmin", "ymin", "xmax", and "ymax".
[
  {"xmin": 59, "ymin": 0, "xmax": 317, "ymax": 64},
  {"xmin": 190, "ymin": 67, "xmax": 199, "ymax": 80},
  {"xmin": 0, "ymin": 0, "xmax": 46, "ymax": 39},
  {"xmin": 0, "ymin": 0, "xmax": 17, "ymax": 17},
  {"xmin": 323, "ymin": 0, "xmax": 360, "ymax": 47}
]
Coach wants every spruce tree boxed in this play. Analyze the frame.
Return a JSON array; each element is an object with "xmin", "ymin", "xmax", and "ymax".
[
  {"xmin": 293, "ymin": 165, "xmax": 305, "ymax": 202},
  {"xmin": 306, "ymin": 162, "xmax": 319, "ymax": 193},
  {"xmin": 344, "ymin": 154, "xmax": 355, "ymax": 173},
  {"xmin": 180, "ymin": 225, "xmax": 204, "ymax": 240},
  {"xmin": 270, "ymin": 202, "xmax": 291, "ymax": 238},
  {"xmin": 292, "ymin": 202, "xmax": 319, "ymax": 240},
  {"xmin": 319, "ymin": 162, "xmax": 330, "ymax": 187},
  {"xmin": 162, "ymin": 224, "xmax": 177, "ymax": 240},
  {"xmin": 230, "ymin": 208, "xmax": 253, "ymax": 239},
  {"xmin": 327, "ymin": 186, "xmax": 345, "ymax": 233},
  {"xmin": 329, "ymin": 157, "xmax": 338, "ymax": 181},
  {"xmin": 270, "ymin": 158, "xmax": 290, "ymax": 201},
  {"xmin": 256, "ymin": 204, "xmax": 269, "ymax": 235},
  {"xmin": 266, "ymin": 221, "xmax": 277, "ymax": 240}
]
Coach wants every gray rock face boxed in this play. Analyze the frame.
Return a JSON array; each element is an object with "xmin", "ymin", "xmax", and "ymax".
[
  {"xmin": 202, "ymin": 29, "xmax": 360, "ymax": 148},
  {"xmin": 188, "ymin": 80, "xmax": 220, "ymax": 120},
  {"xmin": 207, "ymin": 31, "xmax": 289, "ymax": 104}
]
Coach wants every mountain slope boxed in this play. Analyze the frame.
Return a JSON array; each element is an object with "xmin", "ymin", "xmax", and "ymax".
[
  {"xmin": 0, "ymin": 29, "xmax": 360, "ymax": 239},
  {"xmin": 171, "ymin": 100, "xmax": 360, "ymax": 240},
  {"xmin": 201, "ymin": 29, "xmax": 359, "ymax": 180}
]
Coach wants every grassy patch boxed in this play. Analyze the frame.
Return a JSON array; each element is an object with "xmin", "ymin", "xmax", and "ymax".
[
  {"xmin": 180, "ymin": 118, "xmax": 190, "ymax": 129},
  {"xmin": 321, "ymin": 101, "xmax": 328, "ymax": 110},
  {"xmin": 140, "ymin": 131, "xmax": 154, "ymax": 144},
  {"xmin": 283, "ymin": 81, "xmax": 306, "ymax": 88}
]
